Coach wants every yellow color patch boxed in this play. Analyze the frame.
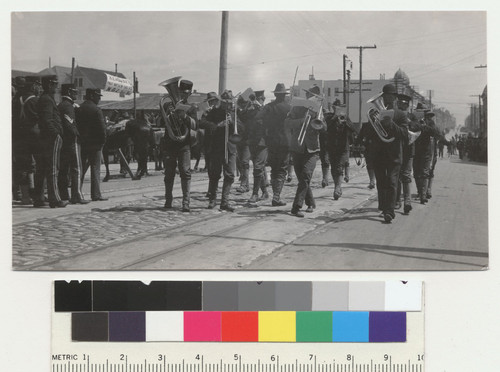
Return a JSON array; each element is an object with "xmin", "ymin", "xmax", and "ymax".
[{"xmin": 258, "ymin": 312, "xmax": 296, "ymax": 342}]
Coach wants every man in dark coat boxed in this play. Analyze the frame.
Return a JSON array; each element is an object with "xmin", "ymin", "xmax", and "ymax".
[
  {"xmin": 77, "ymin": 88, "xmax": 107, "ymax": 201},
  {"xmin": 325, "ymin": 104, "xmax": 355, "ymax": 200},
  {"xmin": 285, "ymin": 86, "xmax": 327, "ymax": 217},
  {"xmin": 58, "ymin": 84, "xmax": 89, "ymax": 204},
  {"xmin": 413, "ymin": 109, "xmax": 442, "ymax": 204},
  {"xmin": 12, "ymin": 76, "xmax": 40, "ymax": 204},
  {"xmin": 35, "ymin": 75, "xmax": 68, "ymax": 208},
  {"xmin": 255, "ymin": 83, "xmax": 291, "ymax": 206},
  {"xmin": 162, "ymin": 103, "xmax": 197, "ymax": 212},
  {"xmin": 370, "ymin": 84, "xmax": 410, "ymax": 223},
  {"xmin": 238, "ymin": 90, "xmax": 268, "ymax": 203},
  {"xmin": 200, "ymin": 90, "xmax": 244, "ymax": 211}
]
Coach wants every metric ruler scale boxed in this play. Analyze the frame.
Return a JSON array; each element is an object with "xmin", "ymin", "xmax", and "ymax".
[{"xmin": 51, "ymin": 355, "xmax": 424, "ymax": 372}]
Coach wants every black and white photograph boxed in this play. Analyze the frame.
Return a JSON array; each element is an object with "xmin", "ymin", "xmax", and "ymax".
[{"xmin": 11, "ymin": 10, "xmax": 488, "ymax": 271}]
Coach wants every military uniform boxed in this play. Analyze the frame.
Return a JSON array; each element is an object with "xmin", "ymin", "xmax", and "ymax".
[
  {"xmin": 255, "ymin": 83, "xmax": 291, "ymax": 206},
  {"xmin": 325, "ymin": 113, "xmax": 355, "ymax": 200},
  {"xmin": 200, "ymin": 91, "xmax": 244, "ymax": 211},
  {"xmin": 58, "ymin": 84, "xmax": 87, "ymax": 204},
  {"xmin": 77, "ymin": 89, "xmax": 107, "ymax": 201},
  {"xmin": 12, "ymin": 77, "xmax": 40, "ymax": 204},
  {"xmin": 162, "ymin": 108, "xmax": 196, "ymax": 212},
  {"xmin": 285, "ymin": 100, "xmax": 327, "ymax": 217},
  {"xmin": 370, "ymin": 84, "xmax": 409, "ymax": 222}
]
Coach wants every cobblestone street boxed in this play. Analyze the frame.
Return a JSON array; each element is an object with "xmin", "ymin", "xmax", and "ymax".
[{"xmin": 12, "ymin": 156, "xmax": 488, "ymax": 271}]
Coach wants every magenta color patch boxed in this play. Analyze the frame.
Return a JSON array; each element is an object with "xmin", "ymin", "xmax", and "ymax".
[{"xmin": 184, "ymin": 312, "xmax": 221, "ymax": 341}]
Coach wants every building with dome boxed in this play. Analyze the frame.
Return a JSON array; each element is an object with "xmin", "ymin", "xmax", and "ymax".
[{"xmin": 296, "ymin": 68, "xmax": 431, "ymax": 131}]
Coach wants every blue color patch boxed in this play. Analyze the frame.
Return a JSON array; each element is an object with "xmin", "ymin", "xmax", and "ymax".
[{"xmin": 332, "ymin": 312, "xmax": 369, "ymax": 342}]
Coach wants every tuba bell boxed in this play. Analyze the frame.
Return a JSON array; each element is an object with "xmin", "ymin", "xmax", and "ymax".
[
  {"xmin": 367, "ymin": 92, "xmax": 395, "ymax": 143},
  {"xmin": 158, "ymin": 76, "xmax": 189, "ymax": 142}
]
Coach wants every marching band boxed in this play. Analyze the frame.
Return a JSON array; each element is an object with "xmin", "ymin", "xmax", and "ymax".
[{"xmin": 12, "ymin": 75, "xmax": 446, "ymax": 223}]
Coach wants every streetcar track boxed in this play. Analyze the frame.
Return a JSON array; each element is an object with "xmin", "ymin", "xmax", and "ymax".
[
  {"xmin": 22, "ymin": 208, "xmax": 258, "ymax": 270},
  {"xmin": 118, "ymin": 216, "xmax": 267, "ymax": 270}
]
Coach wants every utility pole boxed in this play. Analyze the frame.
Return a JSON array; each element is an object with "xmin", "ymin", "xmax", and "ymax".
[
  {"xmin": 428, "ymin": 90, "xmax": 434, "ymax": 109},
  {"xmin": 70, "ymin": 57, "xmax": 75, "ymax": 85},
  {"xmin": 133, "ymin": 71, "xmax": 137, "ymax": 118},
  {"xmin": 346, "ymin": 70, "xmax": 351, "ymax": 117},
  {"xmin": 218, "ymin": 11, "xmax": 229, "ymax": 95},
  {"xmin": 470, "ymin": 94, "xmax": 481, "ymax": 133},
  {"xmin": 347, "ymin": 45, "xmax": 376, "ymax": 126}
]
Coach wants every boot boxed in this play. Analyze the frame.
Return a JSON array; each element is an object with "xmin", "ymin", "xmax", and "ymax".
[
  {"xmin": 251, "ymin": 174, "xmax": 262, "ymax": 200},
  {"xmin": 426, "ymin": 178, "xmax": 433, "ymax": 199},
  {"xmin": 414, "ymin": 178, "xmax": 421, "ymax": 200},
  {"xmin": 333, "ymin": 176, "xmax": 342, "ymax": 200},
  {"xmin": 260, "ymin": 176, "xmax": 269, "ymax": 199},
  {"xmin": 403, "ymin": 182, "xmax": 412, "ymax": 215},
  {"xmin": 344, "ymin": 166, "xmax": 350, "ymax": 183},
  {"xmin": 248, "ymin": 194, "xmax": 259, "ymax": 203},
  {"xmin": 220, "ymin": 179, "xmax": 234, "ymax": 211},
  {"xmin": 164, "ymin": 178, "xmax": 174, "ymax": 209},
  {"xmin": 321, "ymin": 166, "xmax": 329, "ymax": 188},
  {"xmin": 368, "ymin": 168, "xmax": 376, "ymax": 189},
  {"xmin": 20, "ymin": 184, "xmax": 33, "ymax": 205},
  {"xmin": 271, "ymin": 178, "xmax": 286, "ymax": 206},
  {"xmin": 420, "ymin": 179, "xmax": 429, "ymax": 204},
  {"xmin": 236, "ymin": 168, "xmax": 249, "ymax": 193},
  {"xmin": 181, "ymin": 179, "xmax": 190, "ymax": 212},
  {"xmin": 395, "ymin": 182, "xmax": 402, "ymax": 209}
]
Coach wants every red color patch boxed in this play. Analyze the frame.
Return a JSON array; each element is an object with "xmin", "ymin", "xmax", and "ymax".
[{"xmin": 221, "ymin": 312, "xmax": 259, "ymax": 342}]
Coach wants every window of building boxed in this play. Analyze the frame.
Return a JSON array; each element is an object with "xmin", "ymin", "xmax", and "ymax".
[{"xmin": 328, "ymin": 88, "xmax": 331, "ymax": 97}]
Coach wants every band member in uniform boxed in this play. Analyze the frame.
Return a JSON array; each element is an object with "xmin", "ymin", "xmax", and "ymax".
[
  {"xmin": 77, "ymin": 88, "xmax": 108, "ymax": 201},
  {"xmin": 35, "ymin": 75, "xmax": 68, "ymax": 208},
  {"xmin": 201, "ymin": 90, "xmax": 244, "ymax": 211},
  {"xmin": 199, "ymin": 92, "xmax": 219, "ymax": 196},
  {"xmin": 163, "ymin": 104, "xmax": 197, "ymax": 212},
  {"xmin": 395, "ymin": 92, "xmax": 417, "ymax": 214},
  {"xmin": 12, "ymin": 76, "xmax": 40, "ymax": 205},
  {"xmin": 285, "ymin": 85, "xmax": 327, "ymax": 217},
  {"xmin": 254, "ymin": 90, "xmax": 270, "ymax": 199},
  {"xmin": 369, "ymin": 84, "xmax": 410, "ymax": 223},
  {"xmin": 236, "ymin": 95, "xmax": 251, "ymax": 194},
  {"xmin": 239, "ymin": 90, "xmax": 268, "ymax": 203},
  {"xmin": 255, "ymin": 83, "xmax": 291, "ymax": 206},
  {"xmin": 58, "ymin": 84, "xmax": 89, "ymax": 204},
  {"xmin": 413, "ymin": 107, "xmax": 442, "ymax": 204},
  {"xmin": 326, "ymin": 103, "xmax": 355, "ymax": 200}
]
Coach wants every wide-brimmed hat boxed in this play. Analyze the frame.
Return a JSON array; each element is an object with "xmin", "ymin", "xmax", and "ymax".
[
  {"xmin": 303, "ymin": 84, "xmax": 321, "ymax": 96},
  {"xmin": 382, "ymin": 84, "xmax": 397, "ymax": 95},
  {"xmin": 204, "ymin": 92, "xmax": 220, "ymax": 102},
  {"xmin": 415, "ymin": 102, "xmax": 428, "ymax": 110},
  {"xmin": 271, "ymin": 83, "xmax": 289, "ymax": 94},
  {"xmin": 424, "ymin": 111, "xmax": 435, "ymax": 118}
]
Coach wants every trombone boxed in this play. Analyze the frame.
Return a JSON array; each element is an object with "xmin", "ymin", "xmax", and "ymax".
[{"xmin": 296, "ymin": 97, "xmax": 325, "ymax": 146}]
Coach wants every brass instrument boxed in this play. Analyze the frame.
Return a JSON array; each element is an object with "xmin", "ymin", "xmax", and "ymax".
[
  {"xmin": 366, "ymin": 92, "xmax": 395, "ymax": 143},
  {"xmin": 158, "ymin": 76, "xmax": 189, "ymax": 142},
  {"xmin": 293, "ymin": 97, "xmax": 325, "ymax": 146},
  {"xmin": 228, "ymin": 100, "xmax": 242, "ymax": 144}
]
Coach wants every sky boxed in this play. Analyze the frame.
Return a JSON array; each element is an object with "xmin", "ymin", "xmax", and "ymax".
[{"xmin": 10, "ymin": 10, "xmax": 488, "ymax": 126}]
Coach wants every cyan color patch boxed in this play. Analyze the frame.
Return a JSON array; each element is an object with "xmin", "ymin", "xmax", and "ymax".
[{"xmin": 332, "ymin": 312, "xmax": 369, "ymax": 342}]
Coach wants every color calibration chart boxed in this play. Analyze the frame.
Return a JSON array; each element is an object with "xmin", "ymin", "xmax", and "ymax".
[{"xmin": 52, "ymin": 281, "xmax": 424, "ymax": 372}]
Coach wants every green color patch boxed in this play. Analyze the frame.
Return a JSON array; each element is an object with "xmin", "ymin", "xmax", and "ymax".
[{"xmin": 296, "ymin": 311, "xmax": 333, "ymax": 342}]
